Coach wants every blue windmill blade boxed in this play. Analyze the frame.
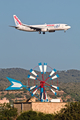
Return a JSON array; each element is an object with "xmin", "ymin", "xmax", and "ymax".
[
  {"xmin": 29, "ymin": 90, "xmax": 40, "ymax": 101},
  {"xmin": 50, "ymin": 74, "xmax": 59, "ymax": 80},
  {"xmin": 5, "ymin": 77, "xmax": 27, "ymax": 90},
  {"xmin": 49, "ymin": 69, "xmax": 57, "ymax": 77},
  {"xmin": 30, "ymin": 69, "xmax": 39, "ymax": 77},
  {"xmin": 28, "ymin": 85, "xmax": 38, "ymax": 91},
  {"xmin": 27, "ymin": 75, "xmax": 37, "ymax": 80},
  {"xmin": 41, "ymin": 93, "xmax": 43, "ymax": 102},
  {"xmin": 38, "ymin": 62, "xmax": 43, "ymax": 74},
  {"xmin": 51, "ymin": 85, "xmax": 59, "ymax": 90},
  {"xmin": 44, "ymin": 63, "xmax": 47, "ymax": 74},
  {"xmin": 50, "ymin": 88, "xmax": 57, "ymax": 95},
  {"xmin": 45, "ymin": 92, "xmax": 48, "ymax": 102}
]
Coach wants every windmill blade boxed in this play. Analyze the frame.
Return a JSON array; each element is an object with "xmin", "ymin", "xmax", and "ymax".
[
  {"xmin": 5, "ymin": 77, "xmax": 26, "ymax": 90},
  {"xmin": 50, "ymin": 88, "xmax": 57, "ymax": 95},
  {"xmin": 29, "ymin": 90, "xmax": 40, "ymax": 101},
  {"xmin": 49, "ymin": 69, "xmax": 57, "ymax": 77},
  {"xmin": 31, "ymin": 84, "xmax": 41, "ymax": 96},
  {"xmin": 38, "ymin": 62, "xmax": 43, "ymax": 74},
  {"xmin": 44, "ymin": 63, "xmax": 47, "ymax": 74},
  {"xmin": 41, "ymin": 93, "xmax": 43, "ymax": 102},
  {"xmin": 31, "ymin": 89, "xmax": 38, "ymax": 96},
  {"xmin": 50, "ymin": 74, "xmax": 59, "ymax": 80},
  {"xmin": 45, "ymin": 93, "xmax": 48, "ymax": 102},
  {"xmin": 27, "ymin": 75, "xmax": 37, "ymax": 80},
  {"xmin": 30, "ymin": 69, "xmax": 38, "ymax": 77},
  {"xmin": 43, "ymin": 85, "xmax": 46, "ymax": 99},
  {"xmin": 51, "ymin": 85, "xmax": 59, "ymax": 90},
  {"xmin": 28, "ymin": 85, "xmax": 37, "ymax": 91}
]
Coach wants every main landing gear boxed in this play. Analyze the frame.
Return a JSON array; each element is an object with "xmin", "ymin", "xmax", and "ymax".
[
  {"xmin": 39, "ymin": 31, "xmax": 41, "ymax": 34},
  {"xmin": 43, "ymin": 32, "xmax": 45, "ymax": 34},
  {"xmin": 38, "ymin": 31, "xmax": 45, "ymax": 34}
]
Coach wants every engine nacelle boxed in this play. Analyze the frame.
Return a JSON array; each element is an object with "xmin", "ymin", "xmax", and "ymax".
[{"xmin": 49, "ymin": 30, "xmax": 55, "ymax": 32}]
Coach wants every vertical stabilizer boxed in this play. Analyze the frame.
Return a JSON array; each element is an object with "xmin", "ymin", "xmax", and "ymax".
[{"xmin": 13, "ymin": 15, "xmax": 22, "ymax": 26}]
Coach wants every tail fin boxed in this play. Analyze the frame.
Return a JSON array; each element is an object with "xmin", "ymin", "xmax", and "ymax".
[{"xmin": 13, "ymin": 15, "xmax": 22, "ymax": 26}]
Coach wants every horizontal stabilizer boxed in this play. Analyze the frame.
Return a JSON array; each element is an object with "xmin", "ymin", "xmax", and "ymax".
[{"xmin": 9, "ymin": 26, "xmax": 18, "ymax": 28}]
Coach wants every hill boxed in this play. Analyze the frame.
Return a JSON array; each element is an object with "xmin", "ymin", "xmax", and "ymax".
[
  {"xmin": 0, "ymin": 68, "xmax": 80, "ymax": 102},
  {"xmin": 0, "ymin": 68, "xmax": 80, "ymax": 83}
]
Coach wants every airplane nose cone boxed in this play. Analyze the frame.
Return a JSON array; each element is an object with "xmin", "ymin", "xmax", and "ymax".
[{"xmin": 69, "ymin": 26, "xmax": 71, "ymax": 29}]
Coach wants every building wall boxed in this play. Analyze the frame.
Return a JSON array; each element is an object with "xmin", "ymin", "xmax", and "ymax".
[
  {"xmin": 14, "ymin": 102, "xmax": 66, "ymax": 114},
  {"xmin": 22, "ymin": 103, "xmax": 32, "ymax": 112},
  {"xmin": 14, "ymin": 104, "xmax": 22, "ymax": 114},
  {"xmin": 0, "ymin": 97, "xmax": 9, "ymax": 104},
  {"xmin": 32, "ymin": 102, "xmax": 66, "ymax": 114},
  {"xmin": 14, "ymin": 102, "xmax": 32, "ymax": 114}
]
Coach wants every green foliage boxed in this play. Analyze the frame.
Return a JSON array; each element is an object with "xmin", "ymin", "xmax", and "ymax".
[
  {"xmin": 1, "ymin": 92, "xmax": 4, "ymax": 94},
  {"xmin": 17, "ymin": 111, "xmax": 38, "ymax": 120},
  {"xmin": 44, "ymin": 114, "xmax": 54, "ymax": 120},
  {"xmin": 59, "ymin": 82, "xmax": 80, "ymax": 101},
  {"xmin": 17, "ymin": 111, "xmax": 54, "ymax": 120},
  {"xmin": 54, "ymin": 101, "xmax": 80, "ymax": 120},
  {"xmin": 0, "ymin": 101, "xmax": 79, "ymax": 120},
  {"xmin": 0, "ymin": 103, "xmax": 18, "ymax": 120},
  {"xmin": 4, "ymin": 93, "xmax": 15, "ymax": 99},
  {"xmin": 15, "ymin": 93, "xmax": 23, "ymax": 98},
  {"xmin": 17, "ymin": 101, "xmax": 80, "ymax": 120}
]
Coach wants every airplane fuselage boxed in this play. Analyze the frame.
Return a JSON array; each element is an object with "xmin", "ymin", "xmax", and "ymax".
[
  {"xmin": 11, "ymin": 15, "xmax": 71, "ymax": 34},
  {"xmin": 17, "ymin": 24, "xmax": 70, "ymax": 32}
]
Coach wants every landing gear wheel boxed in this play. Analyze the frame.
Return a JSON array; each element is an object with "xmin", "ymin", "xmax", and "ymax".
[
  {"xmin": 43, "ymin": 32, "xmax": 45, "ymax": 34},
  {"xmin": 39, "ymin": 31, "xmax": 41, "ymax": 34}
]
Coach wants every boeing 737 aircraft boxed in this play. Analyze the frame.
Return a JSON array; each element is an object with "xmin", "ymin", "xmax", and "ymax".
[{"xmin": 10, "ymin": 15, "xmax": 71, "ymax": 34}]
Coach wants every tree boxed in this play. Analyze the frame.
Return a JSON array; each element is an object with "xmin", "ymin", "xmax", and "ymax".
[
  {"xmin": 17, "ymin": 110, "xmax": 55, "ymax": 120},
  {"xmin": 0, "ymin": 103, "xmax": 18, "ymax": 120},
  {"xmin": 54, "ymin": 101, "xmax": 80, "ymax": 120}
]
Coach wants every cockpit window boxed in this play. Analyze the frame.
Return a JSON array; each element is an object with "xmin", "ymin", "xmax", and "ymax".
[{"xmin": 65, "ymin": 25, "xmax": 68, "ymax": 26}]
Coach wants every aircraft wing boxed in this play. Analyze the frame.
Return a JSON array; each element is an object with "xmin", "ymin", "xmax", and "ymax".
[
  {"xmin": 22, "ymin": 24, "xmax": 41, "ymax": 31},
  {"xmin": 29, "ymin": 26, "xmax": 41, "ymax": 31}
]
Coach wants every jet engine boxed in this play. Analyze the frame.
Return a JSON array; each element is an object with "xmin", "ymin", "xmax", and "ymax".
[{"xmin": 49, "ymin": 30, "xmax": 55, "ymax": 32}]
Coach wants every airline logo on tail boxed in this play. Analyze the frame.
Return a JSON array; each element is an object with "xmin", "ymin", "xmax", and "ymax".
[{"xmin": 13, "ymin": 15, "xmax": 22, "ymax": 26}]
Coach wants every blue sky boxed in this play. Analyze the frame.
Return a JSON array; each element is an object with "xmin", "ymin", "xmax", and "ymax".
[{"xmin": 0, "ymin": 0, "xmax": 80, "ymax": 71}]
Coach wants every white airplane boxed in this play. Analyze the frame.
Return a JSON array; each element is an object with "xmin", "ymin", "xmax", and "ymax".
[{"xmin": 10, "ymin": 15, "xmax": 71, "ymax": 34}]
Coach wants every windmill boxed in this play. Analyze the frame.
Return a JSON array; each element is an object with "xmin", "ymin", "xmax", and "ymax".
[
  {"xmin": 6, "ymin": 63, "xmax": 59, "ymax": 102},
  {"xmin": 27, "ymin": 63, "xmax": 59, "ymax": 102}
]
